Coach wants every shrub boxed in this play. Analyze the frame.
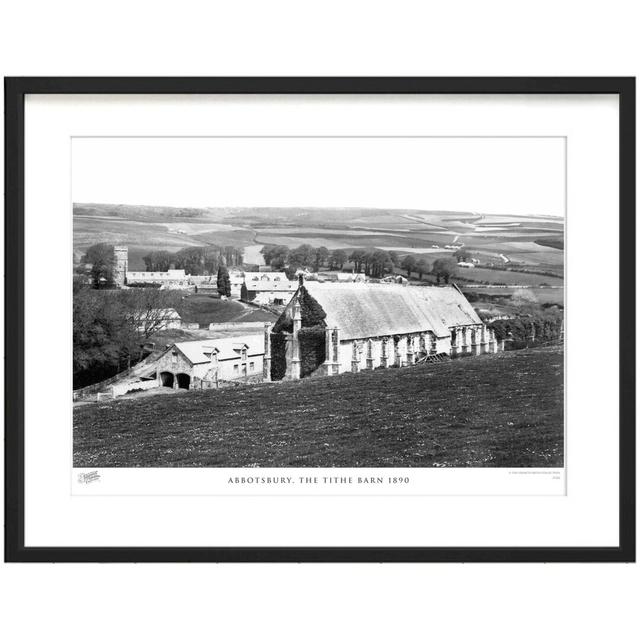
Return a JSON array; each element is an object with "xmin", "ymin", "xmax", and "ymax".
[
  {"xmin": 270, "ymin": 333, "xmax": 287, "ymax": 380},
  {"xmin": 272, "ymin": 287, "xmax": 326, "ymax": 333},
  {"xmin": 489, "ymin": 311, "xmax": 563, "ymax": 350},
  {"xmin": 126, "ymin": 282, "xmax": 162, "ymax": 289},
  {"xmin": 299, "ymin": 327, "xmax": 326, "ymax": 377}
]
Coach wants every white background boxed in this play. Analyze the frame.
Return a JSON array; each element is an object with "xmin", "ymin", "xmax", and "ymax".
[
  {"xmin": 1, "ymin": 2, "xmax": 638, "ymax": 639},
  {"xmin": 73, "ymin": 135, "xmax": 566, "ymax": 214}
]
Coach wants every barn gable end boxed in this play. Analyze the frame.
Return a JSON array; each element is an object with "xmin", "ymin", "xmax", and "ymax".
[{"xmin": 269, "ymin": 281, "xmax": 498, "ymax": 380}]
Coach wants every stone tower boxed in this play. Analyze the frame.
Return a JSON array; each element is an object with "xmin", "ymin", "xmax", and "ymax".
[{"xmin": 113, "ymin": 245, "xmax": 128, "ymax": 288}]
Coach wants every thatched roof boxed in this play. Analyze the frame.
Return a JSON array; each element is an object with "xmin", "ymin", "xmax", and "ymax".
[{"xmin": 301, "ymin": 282, "xmax": 481, "ymax": 340}]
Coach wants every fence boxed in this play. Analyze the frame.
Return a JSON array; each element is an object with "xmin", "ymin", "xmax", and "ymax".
[
  {"xmin": 208, "ymin": 321, "xmax": 268, "ymax": 331},
  {"xmin": 112, "ymin": 378, "xmax": 159, "ymax": 398},
  {"xmin": 73, "ymin": 350, "xmax": 164, "ymax": 400}
]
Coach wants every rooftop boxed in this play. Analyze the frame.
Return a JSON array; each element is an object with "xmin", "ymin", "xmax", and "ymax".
[
  {"xmin": 301, "ymin": 282, "xmax": 482, "ymax": 340},
  {"xmin": 172, "ymin": 333, "xmax": 265, "ymax": 364}
]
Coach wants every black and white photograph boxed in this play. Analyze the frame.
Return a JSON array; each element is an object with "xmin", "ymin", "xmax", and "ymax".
[{"xmin": 72, "ymin": 136, "xmax": 565, "ymax": 470}]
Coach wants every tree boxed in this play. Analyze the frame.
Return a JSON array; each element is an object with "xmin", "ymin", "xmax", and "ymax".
[
  {"xmin": 217, "ymin": 263, "xmax": 231, "ymax": 298},
  {"xmin": 261, "ymin": 245, "xmax": 290, "ymax": 269},
  {"xmin": 142, "ymin": 250, "xmax": 174, "ymax": 272},
  {"xmin": 175, "ymin": 247, "xmax": 206, "ymax": 275},
  {"xmin": 370, "ymin": 249, "xmax": 393, "ymax": 278},
  {"xmin": 330, "ymin": 249, "xmax": 348, "ymax": 270},
  {"xmin": 270, "ymin": 251, "xmax": 288, "ymax": 270},
  {"xmin": 289, "ymin": 244, "xmax": 316, "ymax": 271},
  {"xmin": 454, "ymin": 249, "xmax": 472, "ymax": 263},
  {"xmin": 73, "ymin": 288, "xmax": 185, "ymax": 387},
  {"xmin": 388, "ymin": 251, "xmax": 400, "ymax": 267},
  {"xmin": 203, "ymin": 249, "xmax": 221, "ymax": 275},
  {"xmin": 73, "ymin": 289, "xmax": 123, "ymax": 386},
  {"xmin": 349, "ymin": 248, "xmax": 368, "ymax": 273},
  {"xmin": 82, "ymin": 243, "xmax": 116, "ymax": 288},
  {"xmin": 432, "ymin": 257, "xmax": 458, "ymax": 284},
  {"xmin": 400, "ymin": 254, "xmax": 417, "ymax": 278},
  {"xmin": 314, "ymin": 246, "xmax": 329, "ymax": 270},
  {"xmin": 142, "ymin": 245, "xmax": 245, "ymax": 275},
  {"xmin": 224, "ymin": 245, "xmax": 243, "ymax": 267},
  {"xmin": 362, "ymin": 250, "xmax": 374, "ymax": 276},
  {"xmin": 416, "ymin": 258, "xmax": 429, "ymax": 280},
  {"xmin": 118, "ymin": 289, "xmax": 183, "ymax": 341}
]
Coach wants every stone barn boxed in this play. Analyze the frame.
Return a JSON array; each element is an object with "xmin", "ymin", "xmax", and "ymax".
[
  {"xmin": 266, "ymin": 279, "xmax": 500, "ymax": 381},
  {"xmin": 153, "ymin": 333, "xmax": 265, "ymax": 390}
]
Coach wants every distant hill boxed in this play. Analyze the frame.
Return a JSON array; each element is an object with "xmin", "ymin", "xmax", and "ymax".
[
  {"xmin": 73, "ymin": 203, "xmax": 564, "ymax": 274},
  {"xmin": 74, "ymin": 202, "xmax": 222, "ymax": 220}
]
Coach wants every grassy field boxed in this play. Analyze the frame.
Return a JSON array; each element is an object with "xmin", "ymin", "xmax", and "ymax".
[
  {"xmin": 176, "ymin": 294, "xmax": 275, "ymax": 325},
  {"xmin": 74, "ymin": 344, "xmax": 564, "ymax": 468},
  {"xmin": 454, "ymin": 267, "xmax": 562, "ymax": 286},
  {"xmin": 146, "ymin": 327, "xmax": 266, "ymax": 350},
  {"xmin": 462, "ymin": 286, "xmax": 564, "ymax": 306}
]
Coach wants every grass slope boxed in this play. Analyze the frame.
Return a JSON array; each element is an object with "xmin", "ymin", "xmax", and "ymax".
[
  {"xmin": 176, "ymin": 295, "xmax": 275, "ymax": 325},
  {"xmin": 74, "ymin": 345, "xmax": 563, "ymax": 468}
]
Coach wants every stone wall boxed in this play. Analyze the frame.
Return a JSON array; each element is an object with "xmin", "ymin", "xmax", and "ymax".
[
  {"xmin": 187, "ymin": 372, "xmax": 264, "ymax": 391},
  {"xmin": 450, "ymin": 324, "xmax": 498, "ymax": 357},
  {"xmin": 112, "ymin": 378, "xmax": 158, "ymax": 397},
  {"xmin": 333, "ymin": 330, "xmax": 443, "ymax": 373}
]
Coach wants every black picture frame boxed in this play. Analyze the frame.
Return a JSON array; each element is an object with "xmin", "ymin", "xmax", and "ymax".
[{"xmin": 4, "ymin": 77, "xmax": 635, "ymax": 563}]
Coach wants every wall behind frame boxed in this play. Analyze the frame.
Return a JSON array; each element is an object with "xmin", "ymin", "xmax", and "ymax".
[{"xmin": 1, "ymin": 1, "xmax": 638, "ymax": 640}]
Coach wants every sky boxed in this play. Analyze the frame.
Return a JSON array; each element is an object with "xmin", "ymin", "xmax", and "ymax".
[{"xmin": 72, "ymin": 137, "xmax": 565, "ymax": 217}]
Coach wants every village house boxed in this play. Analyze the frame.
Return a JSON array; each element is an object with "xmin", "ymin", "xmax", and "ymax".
[
  {"xmin": 126, "ymin": 268, "xmax": 191, "ymax": 288},
  {"xmin": 266, "ymin": 279, "xmax": 501, "ymax": 381},
  {"xmin": 190, "ymin": 269, "xmax": 245, "ymax": 298},
  {"xmin": 380, "ymin": 274, "xmax": 408, "ymax": 284},
  {"xmin": 190, "ymin": 276, "xmax": 218, "ymax": 295},
  {"xmin": 315, "ymin": 271, "xmax": 368, "ymax": 283},
  {"xmin": 241, "ymin": 272, "xmax": 296, "ymax": 306},
  {"xmin": 115, "ymin": 247, "xmax": 249, "ymax": 296}
]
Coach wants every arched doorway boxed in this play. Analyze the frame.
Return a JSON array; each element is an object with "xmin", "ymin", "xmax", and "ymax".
[
  {"xmin": 176, "ymin": 373, "xmax": 191, "ymax": 390},
  {"xmin": 160, "ymin": 371, "xmax": 174, "ymax": 388}
]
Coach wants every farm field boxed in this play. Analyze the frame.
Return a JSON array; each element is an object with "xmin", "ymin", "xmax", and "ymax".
[
  {"xmin": 455, "ymin": 267, "xmax": 562, "ymax": 286},
  {"xmin": 74, "ymin": 344, "xmax": 564, "ymax": 468},
  {"xmin": 461, "ymin": 286, "xmax": 564, "ymax": 306},
  {"xmin": 254, "ymin": 232, "xmax": 430, "ymax": 250},
  {"xmin": 74, "ymin": 203, "xmax": 564, "ymax": 272}
]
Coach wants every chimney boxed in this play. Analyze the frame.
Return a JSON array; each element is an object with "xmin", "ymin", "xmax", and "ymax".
[{"xmin": 298, "ymin": 273, "xmax": 304, "ymax": 286}]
